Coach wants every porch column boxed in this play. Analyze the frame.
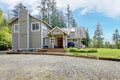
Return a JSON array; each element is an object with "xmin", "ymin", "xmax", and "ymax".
[
  {"xmin": 65, "ymin": 36, "xmax": 67, "ymax": 48},
  {"xmin": 63, "ymin": 34, "xmax": 65, "ymax": 48},
  {"xmin": 52, "ymin": 35, "xmax": 54, "ymax": 48},
  {"xmin": 78, "ymin": 38, "xmax": 82, "ymax": 48}
]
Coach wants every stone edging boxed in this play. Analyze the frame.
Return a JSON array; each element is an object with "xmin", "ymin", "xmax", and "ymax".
[{"xmin": 6, "ymin": 52, "xmax": 120, "ymax": 62}]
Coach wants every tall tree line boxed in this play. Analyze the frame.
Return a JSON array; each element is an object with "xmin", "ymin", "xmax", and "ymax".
[
  {"xmin": 66, "ymin": 4, "xmax": 77, "ymax": 27},
  {"xmin": 12, "ymin": 1, "xmax": 77, "ymax": 28},
  {"xmin": 37, "ymin": 0, "xmax": 77, "ymax": 28},
  {"xmin": 37, "ymin": 0, "xmax": 66, "ymax": 27}
]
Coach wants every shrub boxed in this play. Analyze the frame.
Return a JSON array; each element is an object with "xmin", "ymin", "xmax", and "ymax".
[
  {"xmin": 0, "ymin": 27, "xmax": 12, "ymax": 50},
  {"xmin": 65, "ymin": 48, "xmax": 97, "ymax": 53}
]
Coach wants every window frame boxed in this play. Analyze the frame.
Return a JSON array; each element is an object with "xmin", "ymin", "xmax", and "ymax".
[
  {"xmin": 31, "ymin": 22, "xmax": 40, "ymax": 32},
  {"xmin": 43, "ymin": 37, "xmax": 46, "ymax": 46},
  {"xmin": 14, "ymin": 24, "xmax": 19, "ymax": 33}
]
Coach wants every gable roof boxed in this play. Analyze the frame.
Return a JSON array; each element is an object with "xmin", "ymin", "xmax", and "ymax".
[
  {"xmin": 30, "ymin": 15, "xmax": 52, "ymax": 29},
  {"xmin": 8, "ymin": 17, "xmax": 18, "ymax": 25},
  {"xmin": 47, "ymin": 26, "xmax": 68, "ymax": 36},
  {"xmin": 8, "ymin": 15, "xmax": 52, "ymax": 29}
]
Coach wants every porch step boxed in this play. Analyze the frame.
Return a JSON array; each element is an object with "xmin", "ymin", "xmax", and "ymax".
[{"xmin": 47, "ymin": 48, "xmax": 65, "ymax": 52}]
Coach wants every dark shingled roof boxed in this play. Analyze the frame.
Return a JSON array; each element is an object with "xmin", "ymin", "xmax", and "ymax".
[{"xmin": 62, "ymin": 27, "xmax": 86, "ymax": 39}]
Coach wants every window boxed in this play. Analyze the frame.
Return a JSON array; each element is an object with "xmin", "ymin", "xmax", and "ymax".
[
  {"xmin": 73, "ymin": 39, "xmax": 77, "ymax": 42},
  {"xmin": 14, "ymin": 24, "xmax": 18, "ymax": 33},
  {"xmin": 43, "ymin": 38, "xmax": 46, "ymax": 46},
  {"xmin": 31, "ymin": 22, "xmax": 40, "ymax": 31},
  {"xmin": 71, "ymin": 28, "xmax": 75, "ymax": 32}
]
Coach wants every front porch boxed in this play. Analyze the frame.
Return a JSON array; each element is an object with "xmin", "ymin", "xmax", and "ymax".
[{"xmin": 47, "ymin": 27, "xmax": 68, "ymax": 48}]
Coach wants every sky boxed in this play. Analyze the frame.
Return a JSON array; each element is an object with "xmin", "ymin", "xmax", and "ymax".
[{"xmin": 0, "ymin": 0, "xmax": 120, "ymax": 42}]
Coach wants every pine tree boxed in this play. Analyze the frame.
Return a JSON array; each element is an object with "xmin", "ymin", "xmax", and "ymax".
[
  {"xmin": 112, "ymin": 29, "xmax": 120, "ymax": 49},
  {"xmin": 71, "ymin": 18, "xmax": 77, "ymax": 27},
  {"xmin": 12, "ymin": 3, "xmax": 26, "ymax": 17},
  {"xmin": 66, "ymin": 4, "xmax": 72, "ymax": 27},
  {"xmin": 93, "ymin": 23, "xmax": 104, "ymax": 48},
  {"xmin": 66, "ymin": 4, "xmax": 77, "ymax": 27},
  {"xmin": 113, "ymin": 29, "xmax": 120, "ymax": 42},
  {"xmin": 83, "ymin": 29, "xmax": 90, "ymax": 47},
  {"xmin": 37, "ymin": 0, "xmax": 66, "ymax": 28}
]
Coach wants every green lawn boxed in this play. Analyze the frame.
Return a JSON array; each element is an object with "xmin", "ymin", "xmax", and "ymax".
[{"xmin": 66, "ymin": 48, "xmax": 120, "ymax": 58}]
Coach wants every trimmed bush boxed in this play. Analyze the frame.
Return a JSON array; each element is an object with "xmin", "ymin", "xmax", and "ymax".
[{"xmin": 65, "ymin": 48, "xmax": 97, "ymax": 53}]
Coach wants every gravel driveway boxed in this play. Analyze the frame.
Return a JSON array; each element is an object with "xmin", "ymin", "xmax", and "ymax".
[{"xmin": 0, "ymin": 54, "xmax": 120, "ymax": 80}]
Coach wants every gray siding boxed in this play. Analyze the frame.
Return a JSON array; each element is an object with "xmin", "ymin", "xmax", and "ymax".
[
  {"xmin": 30, "ymin": 32, "xmax": 41, "ymax": 48},
  {"xmin": 12, "ymin": 20, "xmax": 18, "ymax": 50},
  {"xmin": 29, "ymin": 17, "xmax": 41, "ymax": 48},
  {"xmin": 12, "ymin": 25, "xmax": 18, "ymax": 50}
]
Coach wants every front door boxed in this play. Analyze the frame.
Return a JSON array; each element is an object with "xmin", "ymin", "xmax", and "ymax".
[{"xmin": 57, "ymin": 38, "xmax": 63, "ymax": 48}]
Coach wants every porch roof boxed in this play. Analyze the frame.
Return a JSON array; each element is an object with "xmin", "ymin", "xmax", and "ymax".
[{"xmin": 47, "ymin": 26, "xmax": 68, "ymax": 36}]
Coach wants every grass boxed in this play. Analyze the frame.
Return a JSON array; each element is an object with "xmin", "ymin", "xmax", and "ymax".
[{"xmin": 66, "ymin": 48, "xmax": 120, "ymax": 58}]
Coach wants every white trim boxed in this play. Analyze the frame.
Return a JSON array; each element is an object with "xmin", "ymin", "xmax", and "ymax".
[
  {"xmin": 47, "ymin": 26, "xmax": 68, "ymax": 36},
  {"xmin": 63, "ymin": 34, "xmax": 65, "ymax": 48},
  {"xmin": 31, "ymin": 22, "xmax": 40, "ymax": 32},
  {"xmin": 43, "ymin": 37, "xmax": 46, "ymax": 46},
  {"xmin": 14, "ymin": 24, "xmax": 19, "ymax": 33},
  {"xmin": 41, "ymin": 22, "xmax": 43, "ymax": 48},
  {"xmin": 52, "ymin": 36, "xmax": 54, "ymax": 48},
  {"xmin": 65, "ymin": 36, "xmax": 68, "ymax": 48},
  {"xmin": 27, "ymin": 11, "xmax": 29, "ymax": 49},
  {"xmin": 12, "ymin": 24, "xmax": 14, "ymax": 50},
  {"xmin": 18, "ymin": 13, "xmax": 20, "ymax": 49}
]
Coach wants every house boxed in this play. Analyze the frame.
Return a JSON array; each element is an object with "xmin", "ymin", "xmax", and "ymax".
[{"xmin": 9, "ymin": 8, "xmax": 86, "ymax": 51}]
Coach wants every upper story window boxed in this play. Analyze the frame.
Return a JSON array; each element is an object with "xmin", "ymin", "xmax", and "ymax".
[
  {"xmin": 31, "ymin": 22, "xmax": 40, "ymax": 32},
  {"xmin": 14, "ymin": 24, "xmax": 19, "ymax": 33}
]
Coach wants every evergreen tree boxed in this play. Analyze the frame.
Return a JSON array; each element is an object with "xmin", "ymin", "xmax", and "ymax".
[
  {"xmin": 113, "ymin": 29, "xmax": 120, "ymax": 42},
  {"xmin": 0, "ymin": 9, "xmax": 3, "ymax": 28},
  {"xmin": 71, "ymin": 18, "xmax": 77, "ymax": 27},
  {"xmin": 112, "ymin": 29, "xmax": 120, "ymax": 49},
  {"xmin": 12, "ymin": 3, "xmax": 26, "ymax": 17},
  {"xmin": 93, "ymin": 23, "xmax": 104, "ymax": 48},
  {"xmin": 83, "ymin": 29, "xmax": 90, "ymax": 47},
  {"xmin": 58, "ymin": 11, "xmax": 66, "ymax": 28},
  {"xmin": 37, "ymin": 0, "xmax": 66, "ymax": 28},
  {"xmin": 7, "ymin": 10, "xmax": 12, "ymax": 22},
  {"xmin": 66, "ymin": 4, "xmax": 77, "ymax": 27}
]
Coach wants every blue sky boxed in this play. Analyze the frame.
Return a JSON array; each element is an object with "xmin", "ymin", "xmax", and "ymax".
[
  {"xmin": 73, "ymin": 9, "xmax": 120, "ymax": 42},
  {"xmin": 0, "ymin": 0, "xmax": 120, "ymax": 42}
]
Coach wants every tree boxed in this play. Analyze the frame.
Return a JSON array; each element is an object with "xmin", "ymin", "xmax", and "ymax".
[
  {"xmin": 92, "ymin": 37, "xmax": 97, "ymax": 47},
  {"xmin": 0, "ymin": 27, "xmax": 12, "ymax": 50},
  {"xmin": 112, "ymin": 29, "xmax": 120, "ymax": 49},
  {"xmin": 113, "ymin": 29, "xmax": 120, "ymax": 42},
  {"xmin": 0, "ymin": 9, "xmax": 12, "ymax": 50},
  {"xmin": 37, "ymin": 0, "xmax": 66, "ymax": 28},
  {"xmin": 0, "ymin": 9, "xmax": 3, "ymax": 28},
  {"xmin": 12, "ymin": 3, "xmax": 26, "ymax": 17},
  {"xmin": 66, "ymin": 4, "xmax": 77, "ymax": 27},
  {"xmin": 6, "ymin": 10, "xmax": 12, "ymax": 22},
  {"xmin": 83, "ymin": 29, "xmax": 90, "ymax": 47},
  {"xmin": 71, "ymin": 18, "xmax": 77, "ymax": 27},
  {"xmin": 93, "ymin": 23, "xmax": 104, "ymax": 48}
]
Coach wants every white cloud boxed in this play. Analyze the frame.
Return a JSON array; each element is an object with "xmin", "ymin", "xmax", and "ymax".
[
  {"xmin": 56, "ymin": 0, "xmax": 120, "ymax": 18},
  {"xmin": 1, "ymin": 0, "xmax": 120, "ymax": 18}
]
